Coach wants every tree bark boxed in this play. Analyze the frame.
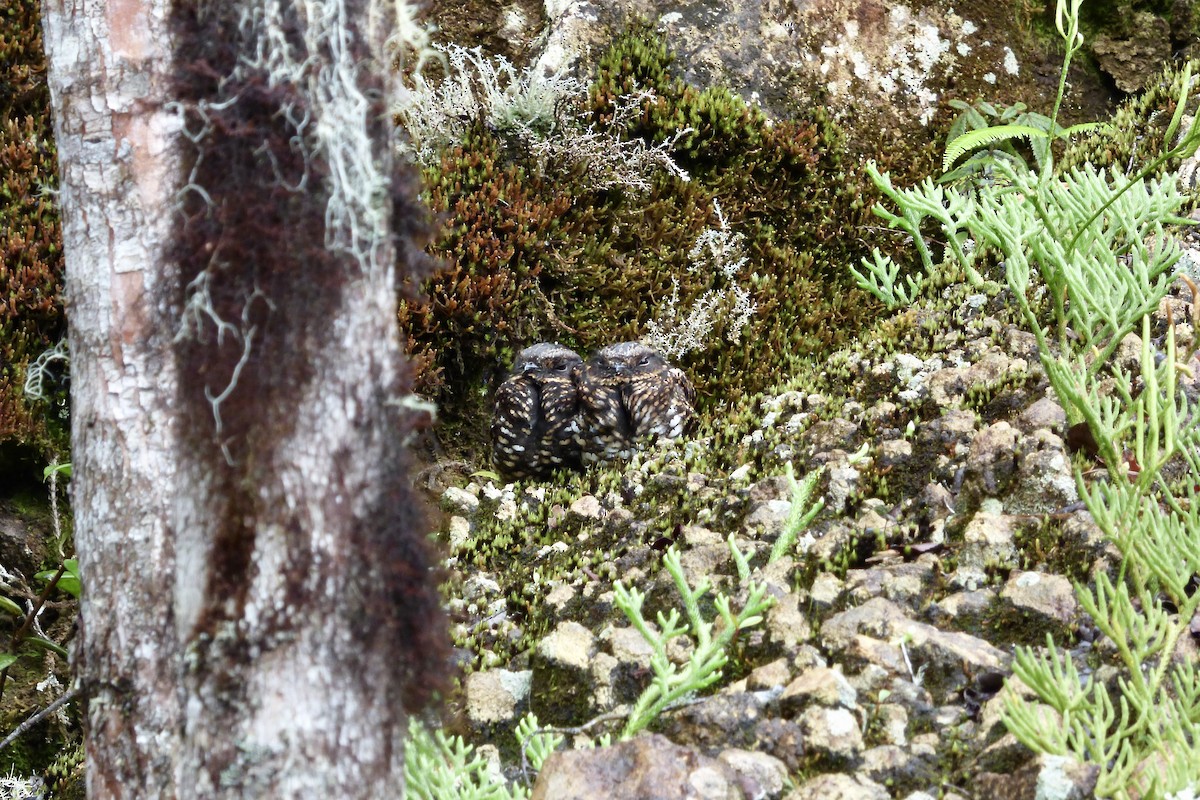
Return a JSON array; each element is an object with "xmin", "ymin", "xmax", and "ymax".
[{"xmin": 41, "ymin": 1, "xmax": 444, "ymax": 796}]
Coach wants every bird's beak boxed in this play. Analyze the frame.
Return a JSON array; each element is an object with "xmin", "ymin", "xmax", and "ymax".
[{"xmin": 522, "ymin": 362, "xmax": 538, "ymax": 373}]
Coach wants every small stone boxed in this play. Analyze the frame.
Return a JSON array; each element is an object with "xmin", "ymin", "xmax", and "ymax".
[
  {"xmin": 976, "ymin": 752, "xmax": 1098, "ymax": 800},
  {"xmin": 569, "ymin": 494, "xmax": 603, "ymax": 520},
  {"xmin": 784, "ymin": 772, "xmax": 889, "ymax": 800},
  {"xmin": 447, "ymin": 515, "xmax": 472, "ymax": 550},
  {"xmin": 465, "ymin": 668, "xmax": 532, "ymax": 725},
  {"xmin": 1001, "ymin": 570, "xmax": 1078, "ymax": 626},
  {"xmin": 747, "ymin": 658, "xmax": 791, "ymax": 691},
  {"xmin": 531, "ymin": 734, "xmax": 744, "ymax": 800},
  {"xmin": 441, "ymin": 486, "xmax": 480, "ymax": 516},
  {"xmin": 955, "ymin": 502, "xmax": 1020, "ymax": 587},
  {"xmin": 717, "ymin": 749, "xmax": 788, "ymax": 798},
  {"xmin": 765, "ymin": 592, "xmax": 814, "ymax": 651},
  {"xmin": 1015, "ymin": 396, "xmax": 1066, "ymax": 433},
  {"xmin": 779, "ymin": 667, "xmax": 858, "ymax": 713},
  {"xmin": 798, "ymin": 706, "xmax": 864, "ymax": 765},
  {"xmin": 808, "ymin": 573, "xmax": 844, "ymax": 609}
]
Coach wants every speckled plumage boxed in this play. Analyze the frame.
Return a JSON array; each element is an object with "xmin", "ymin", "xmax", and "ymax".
[
  {"xmin": 575, "ymin": 341, "xmax": 696, "ymax": 462},
  {"xmin": 491, "ymin": 343, "xmax": 584, "ymax": 479}
]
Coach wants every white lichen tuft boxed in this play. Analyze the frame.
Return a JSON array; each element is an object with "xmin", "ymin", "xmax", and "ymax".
[
  {"xmin": 394, "ymin": 43, "xmax": 691, "ymax": 192},
  {"xmin": 22, "ymin": 339, "xmax": 68, "ymax": 403},
  {"xmin": 644, "ymin": 199, "xmax": 757, "ymax": 359}
]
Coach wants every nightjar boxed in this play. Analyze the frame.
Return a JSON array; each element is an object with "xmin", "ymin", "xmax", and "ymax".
[
  {"xmin": 491, "ymin": 343, "xmax": 584, "ymax": 479},
  {"xmin": 575, "ymin": 341, "xmax": 696, "ymax": 462}
]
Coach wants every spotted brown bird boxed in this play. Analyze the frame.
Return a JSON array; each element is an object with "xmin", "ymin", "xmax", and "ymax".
[
  {"xmin": 491, "ymin": 343, "xmax": 584, "ymax": 480},
  {"xmin": 575, "ymin": 341, "xmax": 696, "ymax": 462}
]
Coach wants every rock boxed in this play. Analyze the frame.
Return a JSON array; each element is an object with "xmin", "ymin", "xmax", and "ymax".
[
  {"xmin": 440, "ymin": 486, "xmax": 480, "ymax": 516},
  {"xmin": 465, "ymin": 668, "xmax": 532, "ymax": 726},
  {"xmin": 764, "ymin": 591, "xmax": 814, "ymax": 652},
  {"xmin": 532, "ymin": 621, "xmax": 598, "ymax": 724},
  {"xmin": 999, "ymin": 570, "xmax": 1079, "ymax": 641},
  {"xmin": 975, "ymin": 753, "xmax": 1099, "ymax": 800},
  {"xmin": 744, "ymin": 498, "xmax": 795, "ymax": 540},
  {"xmin": 717, "ymin": 749, "xmax": 789, "ymax": 800},
  {"xmin": 798, "ymin": 706, "xmax": 864, "ymax": 766},
  {"xmin": 927, "ymin": 588, "xmax": 997, "ymax": 627},
  {"xmin": 784, "ymin": 772, "xmax": 890, "ymax": 800},
  {"xmin": 869, "ymin": 703, "xmax": 909, "ymax": 746},
  {"xmin": 876, "ymin": 438, "xmax": 912, "ymax": 466},
  {"xmin": 802, "ymin": 419, "xmax": 859, "ymax": 452},
  {"xmin": 917, "ymin": 408, "xmax": 978, "ymax": 450},
  {"xmin": 569, "ymin": 494, "xmax": 604, "ymax": 520},
  {"xmin": 746, "ymin": 658, "xmax": 791, "ymax": 692},
  {"xmin": 860, "ymin": 744, "xmax": 935, "ymax": 792},
  {"xmin": 1092, "ymin": 12, "xmax": 1172, "ymax": 93},
  {"xmin": 1014, "ymin": 397, "xmax": 1066, "ymax": 434},
  {"xmin": 808, "ymin": 572, "xmax": 845, "ymax": 610},
  {"xmin": 821, "ymin": 597, "xmax": 1009, "ymax": 700},
  {"xmin": 778, "ymin": 667, "xmax": 858, "ymax": 714},
  {"xmin": 531, "ymin": 734, "xmax": 747, "ymax": 800},
  {"xmin": 662, "ymin": 691, "xmax": 773, "ymax": 753},
  {"xmin": 844, "ymin": 561, "xmax": 935, "ymax": 608},
  {"xmin": 960, "ymin": 421, "xmax": 1021, "ymax": 501},
  {"xmin": 954, "ymin": 501, "xmax": 1021, "ymax": 588},
  {"xmin": 1007, "ymin": 430, "xmax": 1077, "ymax": 513}
]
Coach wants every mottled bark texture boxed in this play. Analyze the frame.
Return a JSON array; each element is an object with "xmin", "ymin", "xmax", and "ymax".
[{"xmin": 42, "ymin": 0, "xmax": 446, "ymax": 796}]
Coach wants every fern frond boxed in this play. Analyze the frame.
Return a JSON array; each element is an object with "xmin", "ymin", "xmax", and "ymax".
[{"xmin": 943, "ymin": 124, "xmax": 1048, "ymax": 173}]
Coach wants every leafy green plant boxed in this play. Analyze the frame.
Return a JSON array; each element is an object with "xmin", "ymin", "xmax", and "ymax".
[
  {"xmin": 403, "ymin": 712, "xmax": 563, "ymax": 800},
  {"xmin": 768, "ymin": 461, "xmax": 825, "ymax": 564},
  {"xmin": 613, "ymin": 536, "xmax": 774, "ymax": 740},
  {"xmin": 851, "ymin": 0, "xmax": 1200, "ymax": 793}
]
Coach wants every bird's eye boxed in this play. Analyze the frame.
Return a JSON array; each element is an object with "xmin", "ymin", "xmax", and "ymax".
[
  {"xmin": 553, "ymin": 360, "xmax": 567, "ymax": 371},
  {"xmin": 638, "ymin": 356, "xmax": 651, "ymax": 367}
]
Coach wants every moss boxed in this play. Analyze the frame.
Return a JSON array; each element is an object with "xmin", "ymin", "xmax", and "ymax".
[
  {"xmin": 0, "ymin": 0, "xmax": 67, "ymax": 462},
  {"xmin": 1060, "ymin": 58, "xmax": 1200, "ymax": 186},
  {"xmin": 402, "ymin": 24, "xmax": 889, "ymax": 465}
]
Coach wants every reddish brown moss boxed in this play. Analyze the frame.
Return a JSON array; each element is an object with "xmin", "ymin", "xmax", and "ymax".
[{"xmin": 0, "ymin": 0, "xmax": 66, "ymax": 457}]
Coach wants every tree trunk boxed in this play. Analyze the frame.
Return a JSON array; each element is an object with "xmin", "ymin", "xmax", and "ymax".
[{"xmin": 41, "ymin": 0, "xmax": 444, "ymax": 796}]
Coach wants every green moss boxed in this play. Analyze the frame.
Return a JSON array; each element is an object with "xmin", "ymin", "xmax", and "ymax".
[{"xmin": 402, "ymin": 24, "xmax": 889, "ymax": 464}]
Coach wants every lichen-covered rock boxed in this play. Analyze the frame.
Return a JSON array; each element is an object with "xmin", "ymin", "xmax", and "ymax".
[
  {"xmin": 784, "ymin": 772, "xmax": 890, "ymax": 800},
  {"xmin": 530, "ymin": 734, "xmax": 748, "ymax": 800}
]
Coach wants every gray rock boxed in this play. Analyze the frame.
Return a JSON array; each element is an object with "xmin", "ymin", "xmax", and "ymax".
[
  {"xmin": 808, "ymin": 572, "xmax": 845, "ymax": 610},
  {"xmin": 663, "ymin": 691, "xmax": 774, "ymax": 753},
  {"xmin": 764, "ymin": 591, "xmax": 814, "ymax": 652},
  {"xmin": 1007, "ymin": 430, "xmax": 1077, "ymax": 513},
  {"xmin": 532, "ymin": 620, "xmax": 599, "ymax": 724},
  {"xmin": 465, "ymin": 668, "xmax": 532, "ymax": 725},
  {"xmin": 821, "ymin": 597, "xmax": 1009, "ymax": 700},
  {"xmin": 798, "ymin": 706, "xmax": 864, "ymax": 765},
  {"xmin": 779, "ymin": 667, "xmax": 858, "ymax": 714},
  {"xmin": 961, "ymin": 421, "xmax": 1021, "ymax": 500},
  {"xmin": 1015, "ymin": 396, "xmax": 1067, "ymax": 434},
  {"xmin": 746, "ymin": 658, "xmax": 791, "ymax": 692},
  {"xmin": 860, "ymin": 744, "xmax": 935, "ymax": 790},
  {"xmin": 440, "ymin": 485, "xmax": 480, "ymax": 516},
  {"xmin": 784, "ymin": 772, "xmax": 890, "ymax": 800},
  {"xmin": 531, "ymin": 733, "xmax": 746, "ymax": 800},
  {"xmin": 975, "ymin": 753, "xmax": 1099, "ymax": 800},
  {"xmin": 954, "ymin": 501, "xmax": 1020, "ymax": 587},
  {"xmin": 802, "ymin": 419, "xmax": 860, "ymax": 452},
  {"xmin": 999, "ymin": 570, "xmax": 1079, "ymax": 640},
  {"xmin": 927, "ymin": 588, "xmax": 997, "ymax": 626},
  {"xmin": 717, "ymin": 749, "xmax": 789, "ymax": 800},
  {"xmin": 1092, "ymin": 12, "xmax": 1172, "ymax": 93},
  {"xmin": 569, "ymin": 494, "xmax": 604, "ymax": 520},
  {"xmin": 844, "ymin": 561, "xmax": 935, "ymax": 608}
]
